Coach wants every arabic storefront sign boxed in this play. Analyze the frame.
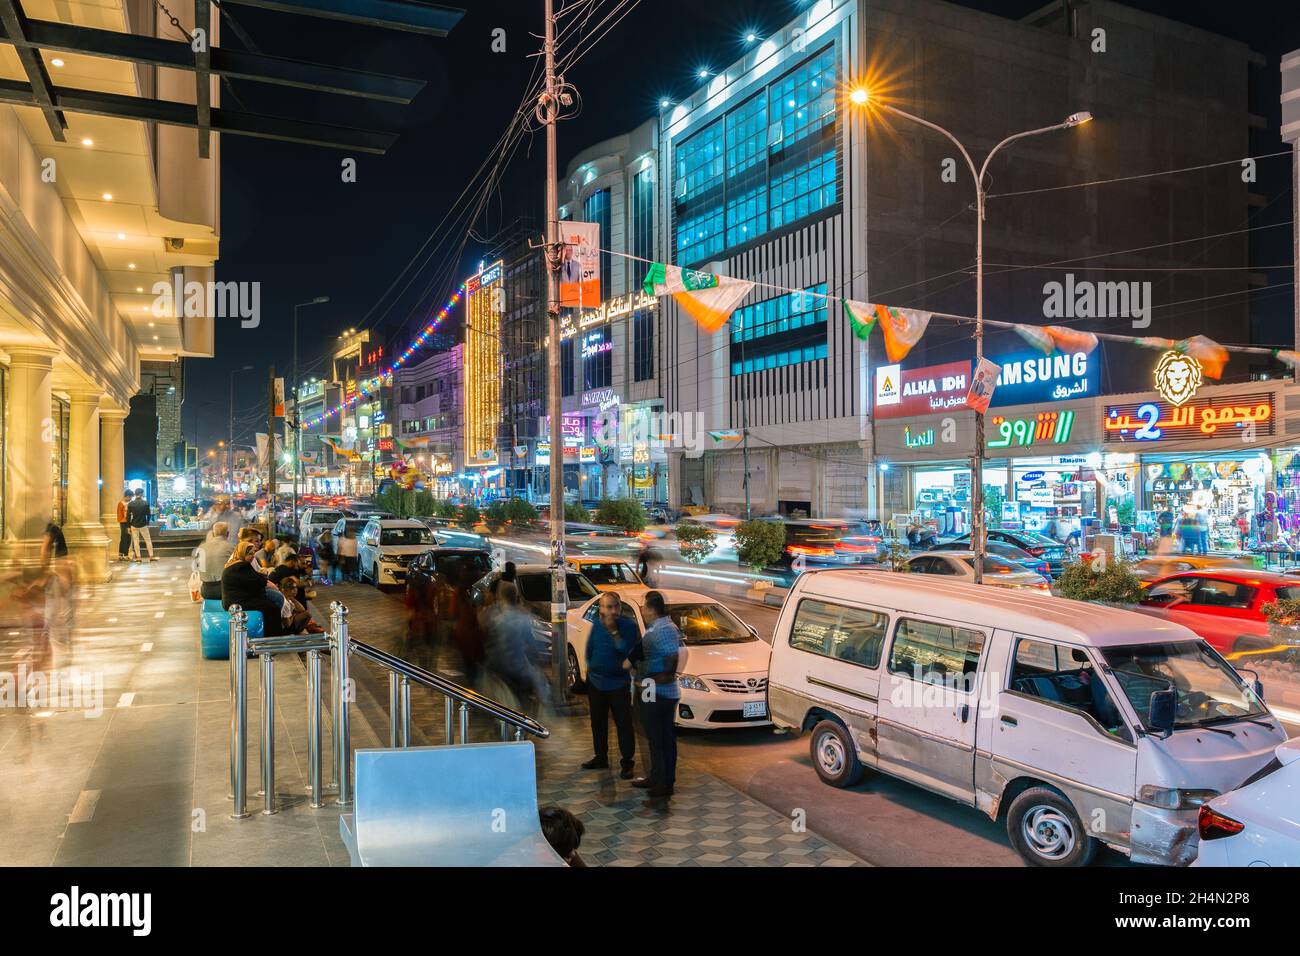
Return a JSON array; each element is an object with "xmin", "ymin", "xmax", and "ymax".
[
  {"xmin": 875, "ymin": 361, "xmax": 969, "ymax": 419},
  {"xmin": 1104, "ymin": 393, "xmax": 1274, "ymax": 443},
  {"xmin": 990, "ymin": 350, "xmax": 1097, "ymax": 407},
  {"xmin": 989, "ymin": 409, "xmax": 1076, "ymax": 449},
  {"xmin": 903, "ymin": 425, "xmax": 936, "ymax": 449}
]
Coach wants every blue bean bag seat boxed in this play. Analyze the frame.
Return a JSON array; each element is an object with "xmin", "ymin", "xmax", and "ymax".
[{"xmin": 200, "ymin": 608, "xmax": 264, "ymax": 660}]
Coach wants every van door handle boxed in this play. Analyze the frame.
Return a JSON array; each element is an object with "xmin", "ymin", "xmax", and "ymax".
[
  {"xmin": 1000, "ymin": 715, "xmax": 1017, "ymax": 727},
  {"xmin": 957, "ymin": 704, "xmax": 970, "ymax": 723}
]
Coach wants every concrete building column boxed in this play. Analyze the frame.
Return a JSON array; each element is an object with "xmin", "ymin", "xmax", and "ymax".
[
  {"xmin": 1, "ymin": 347, "xmax": 58, "ymax": 569},
  {"xmin": 99, "ymin": 403, "xmax": 127, "ymax": 556},
  {"xmin": 65, "ymin": 389, "xmax": 111, "ymax": 582}
]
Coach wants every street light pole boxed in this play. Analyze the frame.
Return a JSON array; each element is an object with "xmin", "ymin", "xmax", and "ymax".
[
  {"xmin": 292, "ymin": 297, "xmax": 329, "ymax": 534},
  {"xmin": 853, "ymin": 93, "xmax": 1091, "ymax": 582}
]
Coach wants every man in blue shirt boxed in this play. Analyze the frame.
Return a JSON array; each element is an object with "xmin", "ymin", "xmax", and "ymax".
[
  {"xmin": 633, "ymin": 590, "xmax": 685, "ymax": 810},
  {"xmin": 581, "ymin": 592, "xmax": 639, "ymax": 778}
]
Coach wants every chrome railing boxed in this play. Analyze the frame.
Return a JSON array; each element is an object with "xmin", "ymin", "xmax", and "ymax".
[{"xmin": 227, "ymin": 601, "xmax": 549, "ymax": 819}]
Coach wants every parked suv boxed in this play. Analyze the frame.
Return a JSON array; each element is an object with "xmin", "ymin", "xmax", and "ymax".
[
  {"xmin": 299, "ymin": 507, "xmax": 344, "ymax": 543},
  {"xmin": 357, "ymin": 518, "xmax": 437, "ymax": 587}
]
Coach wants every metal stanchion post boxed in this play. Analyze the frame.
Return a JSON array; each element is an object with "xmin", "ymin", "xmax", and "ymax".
[
  {"xmin": 388, "ymin": 672, "xmax": 400, "ymax": 748},
  {"xmin": 230, "ymin": 608, "xmax": 250, "ymax": 819},
  {"xmin": 334, "ymin": 603, "xmax": 352, "ymax": 808},
  {"xmin": 500, "ymin": 720, "xmax": 509, "ymax": 741},
  {"xmin": 308, "ymin": 648, "xmax": 323, "ymax": 809},
  {"xmin": 514, "ymin": 727, "xmax": 524, "ymax": 742},
  {"xmin": 328, "ymin": 604, "xmax": 340, "ymax": 793},
  {"xmin": 445, "ymin": 696, "xmax": 454, "ymax": 745},
  {"xmin": 400, "ymin": 676, "xmax": 411, "ymax": 748},
  {"xmin": 261, "ymin": 652, "xmax": 277, "ymax": 815},
  {"xmin": 458, "ymin": 701, "xmax": 469, "ymax": 744}
]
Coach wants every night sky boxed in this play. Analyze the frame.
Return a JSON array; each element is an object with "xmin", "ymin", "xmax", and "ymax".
[{"xmin": 192, "ymin": 0, "xmax": 1300, "ymax": 451}]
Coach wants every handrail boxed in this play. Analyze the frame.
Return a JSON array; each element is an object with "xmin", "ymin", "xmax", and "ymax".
[{"xmin": 347, "ymin": 637, "xmax": 550, "ymax": 740}]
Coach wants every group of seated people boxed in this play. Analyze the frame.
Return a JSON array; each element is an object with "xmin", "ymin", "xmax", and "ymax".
[{"xmin": 193, "ymin": 522, "xmax": 324, "ymax": 636}]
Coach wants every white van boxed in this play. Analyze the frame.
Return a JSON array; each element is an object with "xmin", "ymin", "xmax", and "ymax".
[{"xmin": 768, "ymin": 571, "xmax": 1286, "ymax": 867}]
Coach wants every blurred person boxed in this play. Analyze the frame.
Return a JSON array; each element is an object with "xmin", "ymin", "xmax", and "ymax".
[
  {"xmin": 502, "ymin": 561, "xmax": 517, "ymax": 583},
  {"xmin": 449, "ymin": 563, "xmax": 486, "ymax": 684},
  {"xmin": 254, "ymin": 538, "xmax": 279, "ymax": 571},
  {"xmin": 335, "ymin": 527, "xmax": 358, "ymax": 581},
  {"xmin": 580, "ymin": 592, "xmax": 637, "ymax": 778},
  {"xmin": 538, "ymin": 806, "xmax": 587, "ymax": 867},
  {"xmin": 192, "ymin": 522, "xmax": 233, "ymax": 600},
  {"xmin": 1236, "ymin": 510, "xmax": 1251, "ymax": 551},
  {"xmin": 39, "ymin": 523, "xmax": 77, "ymax": 647},
  {"xmin": 115, "ymin": 491, "xmax": 132, "ymax": 561},
  {"xmin": 1157, "ymin": 506, "xmax": 1175, "ymax": 539},
  {"xmin": 1178, "ymin": 509, "xmax": 1199, "ymax": 554},
  {"xmin": 482, "ymin": 580, "xmax": 543, "ymax": 711},
  {"xmin": 630, "ymin": 590, "xmax": 685, "ymax": 810},
  {"xmin": 1196, "ymin": 506, "xmax": 1210, "ymax": 555},
  {"xmin": 316, "ymin": 528, "xmax": 335, "ymax": 582},
  {"xmin": 127, "ymin": 489, "xmax": 156, "ymax": 561}
]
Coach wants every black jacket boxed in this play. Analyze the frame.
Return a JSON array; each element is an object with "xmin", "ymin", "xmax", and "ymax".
[
  {"xmin": 126, "ymin": 497, "xmax": 151, "ymax": 528},
  {"xmin": 221, "ymin": 561, "xmax": 277, "ymax": 619}
]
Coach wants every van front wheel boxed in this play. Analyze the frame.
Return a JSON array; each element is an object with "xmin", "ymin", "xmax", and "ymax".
[
  {"xmin": 809, "ymin": 719, "xmax": 864, "ymax": 788},
  {"xmin": 1007, "ymin": 787, "xmax": 1097, "ymax": 867}
]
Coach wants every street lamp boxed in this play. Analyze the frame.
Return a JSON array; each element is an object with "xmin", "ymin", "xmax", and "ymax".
[
  {"xmin": 292, "ymin": 296, "xmax": 330, "ymax": 530},
  {"xmin": 229, "ymin": 365, "xmax": 254, "ymax": 492},
  {"xmin": 852, "ymin": 89, "xmax": 1092, "ymax": 582}
]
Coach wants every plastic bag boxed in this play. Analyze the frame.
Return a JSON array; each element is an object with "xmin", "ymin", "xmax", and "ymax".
[{"xmin": 188, "ymin": 571, "xmax": 202, "ymax": 603}]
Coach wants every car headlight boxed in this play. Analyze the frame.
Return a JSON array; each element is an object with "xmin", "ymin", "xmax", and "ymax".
[
  {"xmin": 1137, "ymin": 786, "xmax": 1219, "ymax": 810},
  {"xmin": 678, "ymin": 675, "xmax": 708, "ymax": 692}
]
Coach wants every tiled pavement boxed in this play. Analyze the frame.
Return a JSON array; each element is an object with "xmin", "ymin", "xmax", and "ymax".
[{"xmin": 0, "ymin": 560, "xmax": 863, "ymax": 867}]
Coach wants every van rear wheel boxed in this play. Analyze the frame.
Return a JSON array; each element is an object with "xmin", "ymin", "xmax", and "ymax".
[
  {"xmin": 809, "ymin": 719, "xmax": 864, "ymax": 788},
  {"xmin": 1006, "ymin": 786, "xmax": 1097, "ymax": 867}
]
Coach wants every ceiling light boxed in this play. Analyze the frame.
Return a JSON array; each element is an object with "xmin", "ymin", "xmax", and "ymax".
[
  {"xmin": 148, "ymin": 322, "xmax": 155, "ymax": 327},
  {"xmin": 102, "ymin": 192, "xmax": 113, "ymax": 201},
  {"xmin": 81, "ymin": 138, "xmax": 93, "ymax": 147},
  {"xmin": 127, "ymin": 263, "xmax": 136, "ymax": 269},
  {"xmin": 51, "ymin": 58, "xmax": 64, "ymax": 68},
  {"xmin": 117, "ymin": 232, "xmax": 126, "ymax": 240},
  {"xmin": 136, "ymin": 286, "xmax": 143, "ymax": 292}
]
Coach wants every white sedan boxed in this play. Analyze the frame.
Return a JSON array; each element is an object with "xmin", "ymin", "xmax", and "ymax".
[
  {"xmin": 566, "ymin": 586, "xmax": 772, "ymax": 729},
  {"xmin": 1191, "ymin": 739, "xmax": 1300, "ymax": 867},
  {"xmin": 904, "ymin": 551, "xmax": 1052, "ymax": 592}
]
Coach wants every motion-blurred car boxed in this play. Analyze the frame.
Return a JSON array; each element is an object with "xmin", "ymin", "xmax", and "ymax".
[
  {"xmin": 904, "ymin": 551, "xmax": 1052, "ymax": 592},
  {"xmin": 1132, "ymin": 554, "xmax": 1256, "ymax": 582},
  {"xmin": 299, "ymin": 507, "xmax": 344, "ymax": 543},
  {"xmin": 563, "ymin": 555, "xmax": 643, "ymax": 591},
  {"xmin": 930, "ymin": 538, "xmax": 1051, "ymax": 578},
  {"xmin": 420, "ymin": 516, "xmax": 488, "ymax": 550},
  {"xmin": 471, "ymin": 564, "xmax": 600, "ymax": 662},
  {"xmin": 676, "ymin": 514, "xmax": 742, "ymax": 562},
  {"xmin": 404, "ymin": 547, "xmax": 495, "ymax": 639},
  {"xmin": 1192, "ymin": 738, "xmax": 1300, "ymax": 867},
  {"xmin": 947, "ymin": 530, "xmax": 1068, "ymax": 576},
  {"xmin": 1136, "ymin": 568, "xmax": 1300, "ymax": 658},
  {"xmin": 565, "ymin": 586, "xmax": 771, "ymax": 728}
]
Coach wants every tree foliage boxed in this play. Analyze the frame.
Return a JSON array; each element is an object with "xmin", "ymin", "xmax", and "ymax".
[
  {"xmin": 594, "ymin": 497, "xmax": 647, "ymax": 534},
  {"xmin": 675, "ymin": 523, "xmax": 717, "ymax": 564},
  {"xmin": 734, "ymin": 519, "xmax": 786, "ymax": 570}
]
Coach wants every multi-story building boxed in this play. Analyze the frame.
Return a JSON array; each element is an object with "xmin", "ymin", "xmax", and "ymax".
[
  {"xmin": 395, "ymin": 344, "xmax": 464, "ymax": 496},
  {"xmin": 0, "ymin": 3, "xmax": 219, "ymax": 581},
  {"xmin": 498, "ymin": 241, "xmax": 547, "ymax": 499},
  {"xmin": 657, "ymin": 0, "xmax": 1258, "ymax": 519},
  {"xmin": 553, "ymin": 118, "xmax": 668, "ymax": 504}
]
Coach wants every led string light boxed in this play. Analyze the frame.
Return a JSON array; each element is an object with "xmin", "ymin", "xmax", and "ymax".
[{"xmin": 302, "ymin": 282, "xmax": 466, "ymax": 429}]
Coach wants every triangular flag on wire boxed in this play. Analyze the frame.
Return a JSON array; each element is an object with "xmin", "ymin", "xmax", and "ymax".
[
  {"xmin": 1013, "ymin": 324, "xmax": 1056, "ymax": 355},
  {"xmin": 1178, "ymin": 335, "xmax": 1229, "ymax": 379},
  {"xmin": 1276, "ymin": 350, "xmax": 1300, "ymax": 370},
  {"xmin": 1135, "ymin": 336, "xmax": 1175, "ymax": 351},
  {"xmin": 843, "ymin": 299, "xmax": 877, "ymax": 341},
  {"xmin": 643, "ymin": 263, "xmax": 753, "ymax": 334},
  {"xmin": 874, "ymin": 304, "xmax": 932, "ymax": 362},
  {"xmin": 708, "ymin": 430, "xmax": 742, "ymax": 443},
  {"xmin": 1044, "ymin": 326, "xmax": 1099, "ymax": 354}
]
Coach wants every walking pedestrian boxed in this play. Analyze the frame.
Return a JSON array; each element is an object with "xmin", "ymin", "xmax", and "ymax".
[
  {"xmin": 126, "ymin": 489, "xmax": 156, "ymax": 561},
  {"xmin": 115, "ymin": 491, "xmax": 132, "ymax": 561},
  {"xmin": 580, "ymin": 592, "xmax": 637, "ymax": 779},
  {"xmin": 1196, "ymin": 506, "xmax": 1210, "ymax": 555},
  {"xmin": 630, "ymin": 590, "xmax": 685, "ymax": 811},
  {"xmin": 316, "ymin": 528, "xmax": 335, "ymax": 582},
  {"xmin": 335, "ymin": 527, "xmax": 358, "ymax": 581}
]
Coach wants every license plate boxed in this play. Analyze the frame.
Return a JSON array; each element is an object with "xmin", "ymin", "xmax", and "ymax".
[{"xmin": 743, "ymin": 701, "xmax": 767, "ymax": 719}]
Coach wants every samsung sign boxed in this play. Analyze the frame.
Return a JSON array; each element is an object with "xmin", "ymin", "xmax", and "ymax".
[{"xmin": 992, "ymin": 350, "xmax": 1097, "ymax": 407}]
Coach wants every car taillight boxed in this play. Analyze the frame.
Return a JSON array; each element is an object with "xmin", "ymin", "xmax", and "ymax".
[
  {"xmin": 1197, "ymin": 805, "xmax": 1245, "ymax": 841},
  {"xmin": 1025, "ymin": 546, "xmax": 1046, "ymax": 557}
]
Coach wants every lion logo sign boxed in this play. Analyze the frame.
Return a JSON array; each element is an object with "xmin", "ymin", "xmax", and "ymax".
[{"xmin": 1154, "ymin": 351, "xmax": 1203, "ymax": 407}]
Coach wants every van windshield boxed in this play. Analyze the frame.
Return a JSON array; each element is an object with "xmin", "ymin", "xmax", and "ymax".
[{"xmin": 1102, "ymin": 641, "xmax": 1268, "ymax": 730}]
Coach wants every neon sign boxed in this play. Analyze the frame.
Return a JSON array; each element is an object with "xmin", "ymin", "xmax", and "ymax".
[
  {"xmin": 1153, "ymin": 351, "xmax": 1203, "ymax": 406},
  {"xmin": 1104, "ymin": 393, "xmax": 1274, "ymax": 443},
  {"xmin": 988, "ymin": 410, "xmax": 1075, "ymax": 449},
  {"xmin": 903, "ymin": 426, "xmax": 935, "ymax": 449}
]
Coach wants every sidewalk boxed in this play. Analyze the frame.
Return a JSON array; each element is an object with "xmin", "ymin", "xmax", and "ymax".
[{"xmin": 0, "ymin": 560, "xmax": 863, "ymax": 867}]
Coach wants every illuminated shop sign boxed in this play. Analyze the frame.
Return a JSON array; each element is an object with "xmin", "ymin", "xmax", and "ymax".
[
  {"xmin": 874, "ymin": 350, "xmax": 1098, "ymax": 419},
  {"xmin": 582, "ymin": 388, "xmax": 619, "ymax": 408},
  {"xmin": 580, "ymin": 446, "xmax": 597, "ymax": 464},
  {"xmin": 581, "ymin": 331, "xmax": 613, "ymax": 359},
  {"xmin": 543, "ymin": 415, "xmax": 586, "ymax": 440},
  {"xmin": 988, "ymin": 410, "xmax": 1075, "ymax": 449},
  {"xmin": 1153, "ymin": 351, "xmax": 1203, "ymax": 406},
  {"xmin": 903, "ymin": 425, "xmax": 935, "ymax": 448},
  {"xmin": 990, "ymin": 350, "xmax": 1097, "ymax": 407},
  {"xmin": 559, "ymin": 291, "xmax": 658, "ymax": 341},
  {"xmin": 1103, "ymin": 393, "xmax": 1274, "ymax": 443}
]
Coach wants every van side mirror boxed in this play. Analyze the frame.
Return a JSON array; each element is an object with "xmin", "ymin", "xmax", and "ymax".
[
  {"xmin": 1252, "ymin": 679, "xmax": 1265, "ymax": 703},
  {"xmin": 1148, "ymin": 689, "xmax": 1177, "ymax": 734}
]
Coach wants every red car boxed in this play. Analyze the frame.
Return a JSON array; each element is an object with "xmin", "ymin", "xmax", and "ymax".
[{"xmin": 1137, "ymin": 568, "xmax": 1300, "ymax": 659}]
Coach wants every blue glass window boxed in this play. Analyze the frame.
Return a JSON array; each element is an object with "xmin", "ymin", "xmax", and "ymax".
[
  {"xmin": 731, "ymin": 284, "xmax": 828, "ymax": 343},
  {"xmin": 583, "ymin": 188, "xmax": 612, "ymax": 297},
  {"xmin": 770, "ymin": 151, "xmax": 837, "ymax": 230},
  {"xmin": 768, "ymin": 46, "xmax": 837, "ymax": 152},
  {"xmin": 731, "ymin": 343, "xmax": 828, "ymax": 376}
]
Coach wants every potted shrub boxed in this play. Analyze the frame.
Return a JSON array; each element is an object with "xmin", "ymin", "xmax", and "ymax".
[
  {"xmin": 1261, "ymin": 597, "xmax": 1300, "ymax": 647},
  {"xmin": 594, "ymin": 497, "xmax": 647, "ymax": 534},
  {"xmin": 675, "ymin": 523, "xmax": 717, "ymax": 564},
  {"xmin": 734, "ymin": 519, "xmax": 786, "ymax": 593},
  {"xmin": 1056, "ymin": 556, "xmax": 1144, "ymax": 605}
]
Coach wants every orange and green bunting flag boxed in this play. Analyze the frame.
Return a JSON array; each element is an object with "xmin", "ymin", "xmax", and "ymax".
[{"xmin": 643, "ymin": 263, "xmax": 754, "ymax": 333}]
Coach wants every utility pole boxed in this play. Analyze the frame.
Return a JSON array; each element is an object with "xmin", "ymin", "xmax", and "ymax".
[
  {"xmin": 267, "ymin": 365, "xmax": 277, "ymax": 536},
  {"xmin": 541, "ymin": 0, "xmax": 569, "ymax": 699}
]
